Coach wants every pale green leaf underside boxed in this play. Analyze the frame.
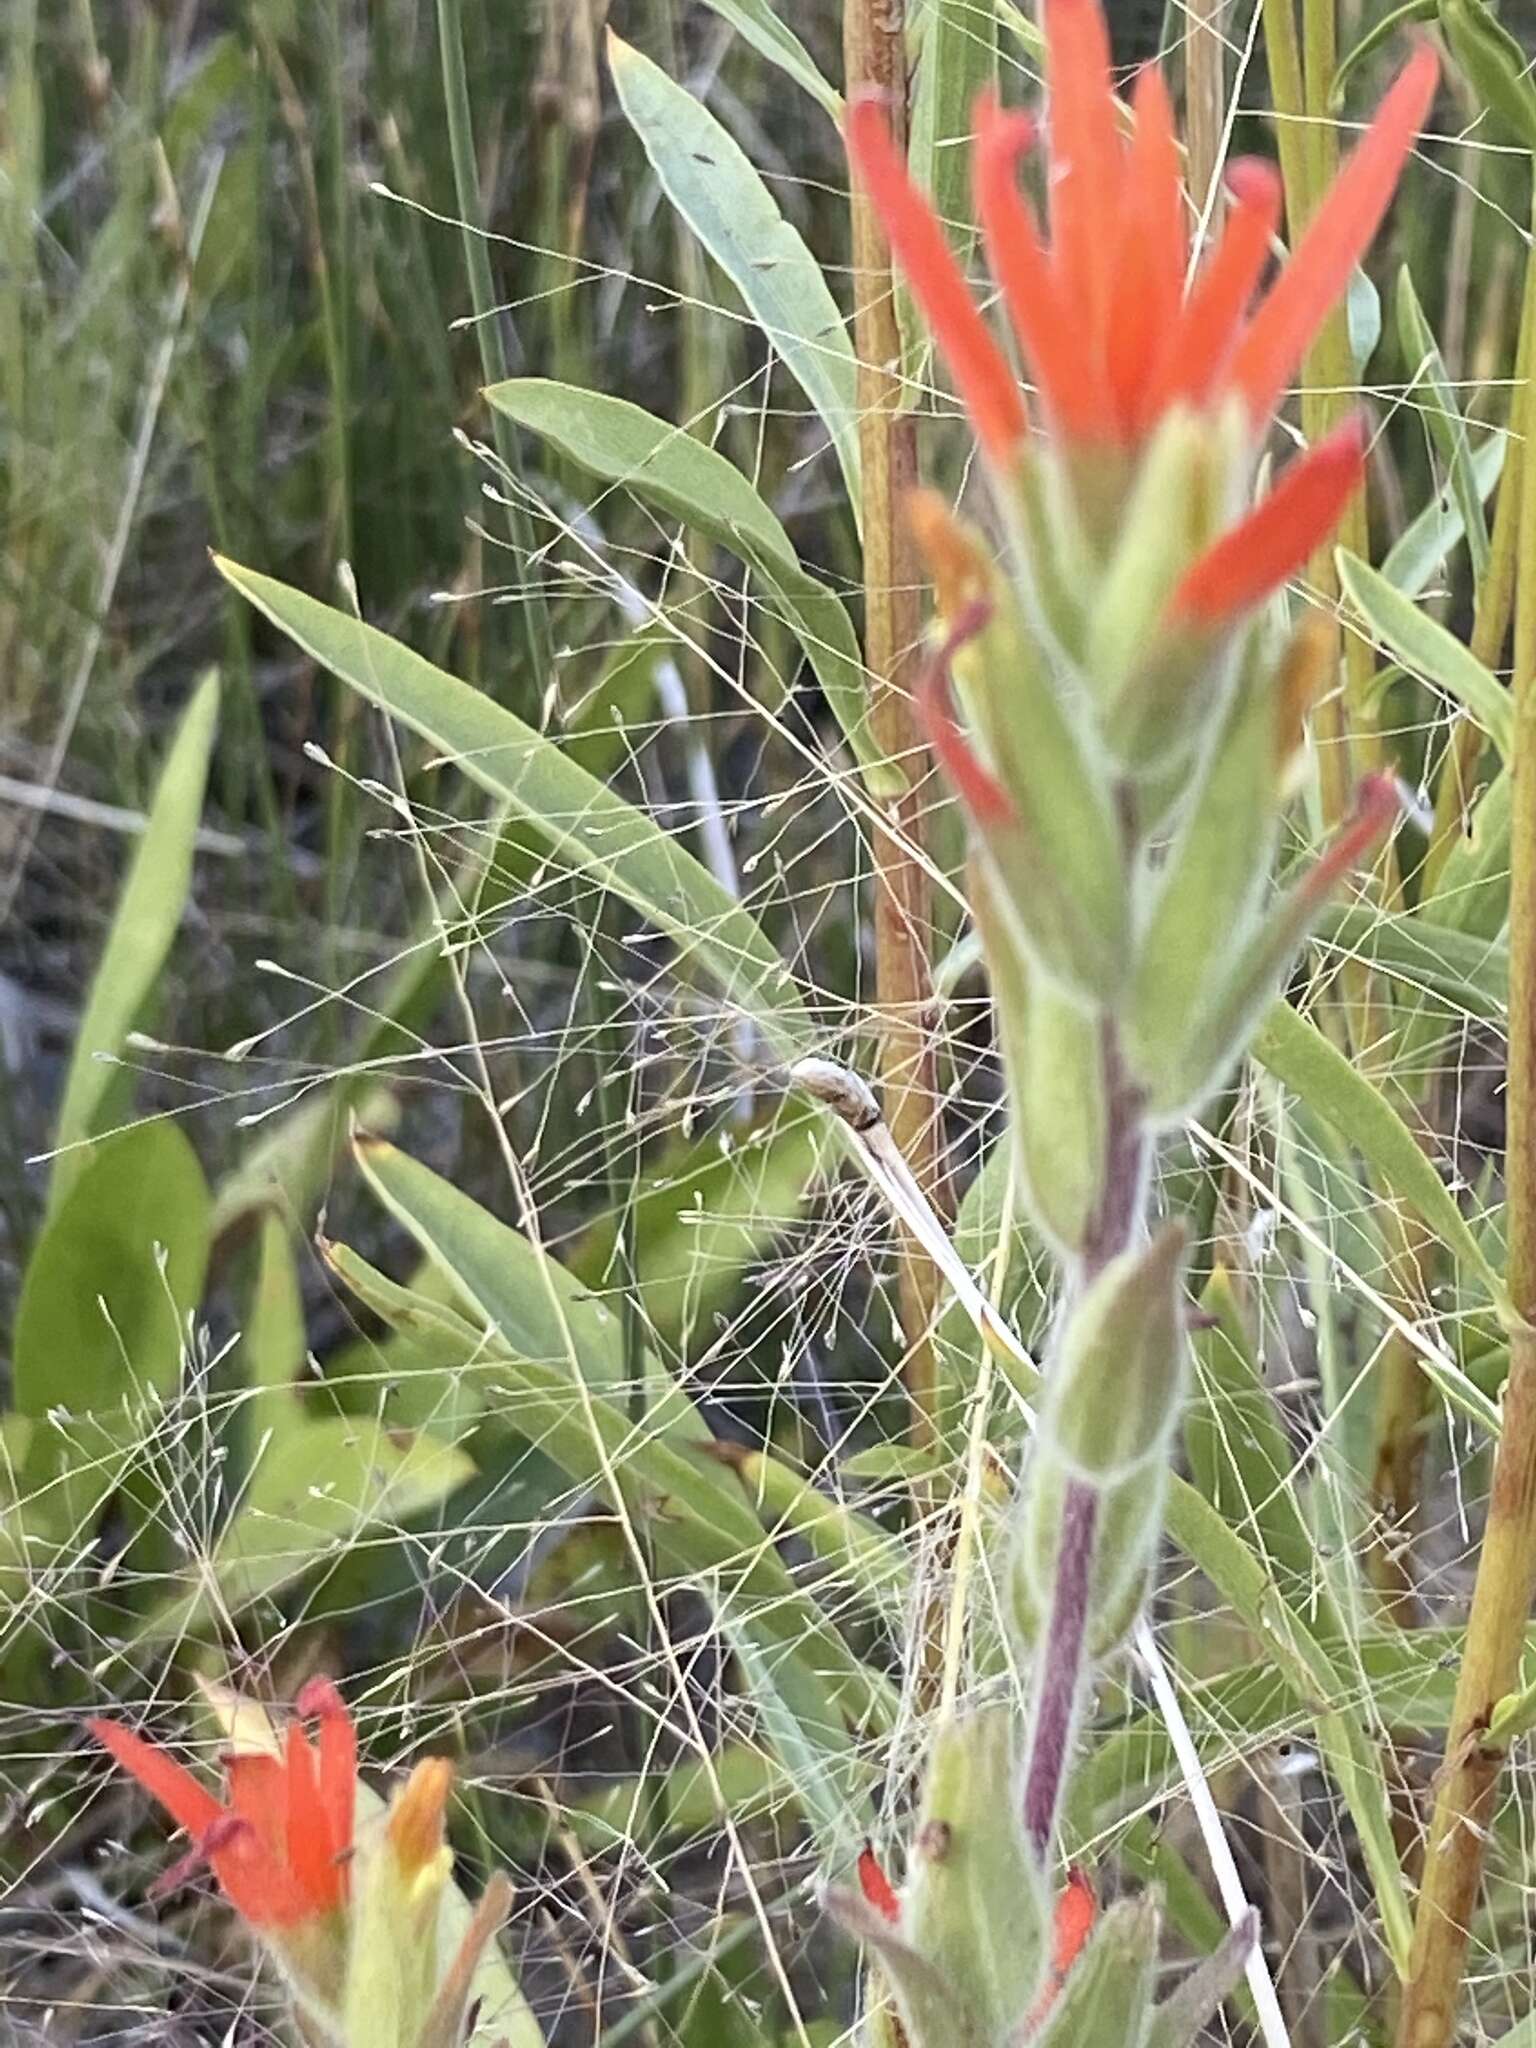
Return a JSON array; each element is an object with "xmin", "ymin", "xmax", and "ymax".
[
  {"xmin": 484, "ymin": 378, "xmax": 898, "ymax": 793},
  {"xmin": 607, "ymin": 31, "xmax": 860, "ymax": 509}
]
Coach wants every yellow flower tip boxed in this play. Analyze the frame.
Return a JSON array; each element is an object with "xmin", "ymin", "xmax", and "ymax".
[
  {"xmin": 386, "ymin": 1756, "xmax": 454, "ymax": 1879},
  {"xmin": 904, "ymin": 488, "xmax": 990, "ymax": 623}
]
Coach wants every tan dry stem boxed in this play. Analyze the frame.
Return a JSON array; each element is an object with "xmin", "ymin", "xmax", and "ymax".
[
  {"xmin": 843, "ymin": 0, "xmax": 947, "ymax": 1459},
  {"xmin": 1396, "ymin": 196, "xmax": 1536, "ymax": 2048}
]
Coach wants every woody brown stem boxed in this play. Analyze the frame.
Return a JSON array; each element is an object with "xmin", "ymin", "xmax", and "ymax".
[
  {"xmin": 1396, "ymin": 192, "xmax": 1536, "ymax": 2048},
  {"xmin": 844, "ymin": 0, "xmax": 947, "ymax": 1457}
]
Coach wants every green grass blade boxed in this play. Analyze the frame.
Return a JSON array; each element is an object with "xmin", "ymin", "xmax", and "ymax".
[
  {"xmin": 48, "ymin": 669, "xmax": 220, "ymax": 1212},
  {"xmin": 1254, "ymin": 997, "xmax": 1508, "ymax": 1318},
  {"xmin": 694, "ymin": 0, "xmax": 843, "ymax": 120},
  {"xmin": 1338, "ymin": 546, "xmax": 1513, "ymax": 759}
]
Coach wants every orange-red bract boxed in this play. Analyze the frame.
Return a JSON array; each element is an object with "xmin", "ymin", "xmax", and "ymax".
[{"xmin": 90, "ymin": 1677, "xmax": 356, "ymax": 1932}]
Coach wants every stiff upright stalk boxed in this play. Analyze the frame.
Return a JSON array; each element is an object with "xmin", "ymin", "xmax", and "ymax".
[
  {"xmin": 843, "ymin": 0, "xmax": 947, "ymax": 1457},
  {"xmin": 1396, "ymin": 192, "xmax": 1536, "ymax": 2048}
]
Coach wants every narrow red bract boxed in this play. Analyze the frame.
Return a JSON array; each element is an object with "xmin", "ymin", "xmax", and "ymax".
[
  {"xmin": 915, "ymin": 600, "xmax": 1017, "ymax": 831},
  {"xmin": 90, "ymin": 1679, "xmax": 356, "ymax": 1931},
  {"xmin": 1143, "ymin": 158, "xmax": 1281, "ymax": 425},
  {"xmin": 857, "ymin": 1842, "xmax": 901, "ymax": 1923},
  {"xmin": 1169, "ymin": 418, "xmax": 1368, "ymax": 627},
  {"xmin": 1229, "ymin": 45, "xmax": 1439, "ymax": 424},
  {"xmin": 973, "ymin": 94, "xmax": 1106, "ymax": 444},
  {"xmin": 845, "ymin": 94, "xmax": 1027, "ymax": 464}
]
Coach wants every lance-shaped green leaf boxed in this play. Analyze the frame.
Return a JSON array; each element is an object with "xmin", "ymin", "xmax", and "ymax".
[
  {"xmin": 1186, "ymin": 1266, "xmax": 1327, "ymax": 1617},
  {"xmin": 1330, "ymin": 0, "xmax": 1437, "ymax": 106},
  {"xmin": 1439, "ymin": 0, "xmax": 1536, "ymax": 150},
  {"xmin": 900, "ymin": 0, "xmax": 998, "ymax": 383},
  {"xmin": 1128, "ymin": 646, "xmax": 1281, "ymax": 1084},
  {"xmin": 901, "ymin": 1710, "xmax": 1049, "ymax": 2041},
  {"xmin": 1338, "ymin": 547, "xmax": 1513, "ymax": 758},
  {"xmin": 1396, "ymin": 266, "xmax": 1491, "ymax": 579},
  {"xmin": 1316, "ymin": 900, "xmax": 1508, "ymax": 1019},
  {"xmin": 607, "ymin": 32, "xmax": 860, "ymax": 506},
  {"xmin": 971, "ymin": 868, "xmax": 1105, "ymax": 1254},
  {"xmin": 1253, "ymin": 997, "xmax": 1507, "ymax": 1313},
  {"xmin": 214, "ymin": 557, "xmax": 814, "ymax": 1060},
  {"xmin": 955, "ymin": 592, "xmax": 1130, "ymax": 1004},
  {"xmin": 1421, "ymin": 759, "xmax": 1511, "ymax": 939},
  {"xmin": 484, "ymin": 380, "xmax": 899, "ymax": 794},
  {"xmin": 1160, "ymin": 1482, "xmax": 1415, "ymax": 1975},
  {"xmin": 140, "ymin": 1419, "xmax": 475, "ymax": 1640},
  {"xmin": 15, "ymin": 1120, "xmax": 211, "ymax": 1417},
  {"xmin": 711, "ymin": 1442, "xmax": 910, "ymax": 1620},
  {"xmin": 1382, "ymin": 431, "xmax": 1505, "ymax": 592},
  {"xmin": 1044, "ymin": 1228, "xmax": 1189, "ymax": 1480},
  {"xmin": 1031, "ymin": 1896, "xmax": 1157, "ymax": 2048},
  {"xmin": 344, "ymin": 1139, "xmax": 893, "ymax": 1834}
]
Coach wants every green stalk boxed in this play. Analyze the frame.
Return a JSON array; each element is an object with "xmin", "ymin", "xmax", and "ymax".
[
  {"xmin": 436, "ymin": 0, "xmax": 554, "ymax": 697},
  {"xmin": 1395, "ymin": 186, "xmax": 1536, "ymax": 2048},
  {"xmin": 843, "ymin": 0, "xmax": 947, "ymax": 1462}
]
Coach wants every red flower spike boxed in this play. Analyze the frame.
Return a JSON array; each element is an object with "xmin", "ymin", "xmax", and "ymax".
[
  {"xmin": 1108, "ymin": 67, "xmax": 1185, "ymax": 440},
  {"xmin": 89, "ymin": 1689, "xmax": 358, "ymax": 1933},
  {"xmin": 917, "ymin": 600, "xmax": 1017, "ymax": 830},
  {"xmin": 1043, "ymin": 0, "xmax": 1124, "ymax": 347},
  {"xmin": 846, "ymin": 94, "xmax": 1028, "ymax": 464},
  {"xmin": 857, "ymin": 1842, "xmax": 901, "ymax": 1924},
  {"xmin": 1168, "ymin": 416, "xmax": 1367, "ymax": 627},
  {"xmin": 1231, "ymin": 44, "xmax": 1438, "ymax": 424},
  {"xmin": 974, "ymin": 94, "xmax": 1109, "ymax": 444},
  {"xmin": 1145, "ymin": 159, "xmax": 1281, "ymax": 422}
]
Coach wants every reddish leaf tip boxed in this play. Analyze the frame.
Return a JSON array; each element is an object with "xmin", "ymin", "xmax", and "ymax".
[
  {"xmin": 294, "ymin": 1677, "xmax": 348, "ymax": 1723},
  {"xmin": 1224, "ymin": 156, "xmax": 1282, "ymax": 220},
  {"xmin": 1168, "ymin": 415, "xmax": 1367, "ymax": 627},
  {"xmin": 857, "ymin": 1843, "xmax": 900, "ymax": 1924}
]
